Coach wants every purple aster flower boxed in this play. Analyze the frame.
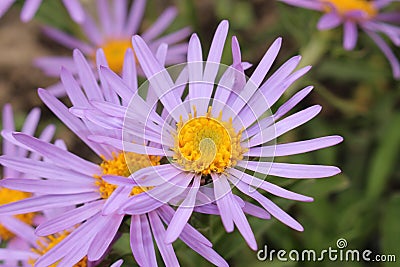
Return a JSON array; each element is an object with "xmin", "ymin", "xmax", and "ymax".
[
  {"xmin": 0, "ymin": 49, "xmax": 227, "ymax": 266},
  {"xmin": 0, "ymin": 0, "xmax": 84, "ymax": 23},
  {"xmin": 280, "ymin": 0, "xmax": 400, "ymax": 78},
  {"xmin": 88, "ymin": 20, "xmax": 343, "ymax": 251},
  {"xmin": 35, "ymin": 0, "xmax": 191, "ymax": 96},
  {"xmin": 0, "ymin": 104, "xmax": 55, "ymax": 245}
]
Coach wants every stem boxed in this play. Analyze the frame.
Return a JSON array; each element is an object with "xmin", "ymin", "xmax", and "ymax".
[
  {"xmin": 285, "ymin": 30, "xmax": 362, "ymax": 115},
  {"xmin": 284, "ymin": 30, "xmax": 333, "ymax": 97},
  {"xmin": 310, "ymin": 80, "xmax": 363, "ymax": 115},
  {"xmin": 298, "ymin": 30, "xmax": 333, "ymax": 69}
]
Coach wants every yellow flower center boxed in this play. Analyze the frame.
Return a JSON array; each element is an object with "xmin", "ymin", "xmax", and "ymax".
[
  {"xmin": 101, "ymin": 39, "xmax": 133, "ymax": 73},
  {"xmin": 322, "ymin": 0, "xmax": 377, "ymax": 18},
  {"xmin": 173, "ymin": 107, "xmax": 247, "ymax": 175},
  {"xmin": 94, "ymin": 152, "xmax": 160, "ymax": 199},
  {"xmin": 0, "ymin": 187, "xmax": 36, "ymax": 241},
  {"xmin": 30, "ymin": 231, "xmax": 87, "ymax": 267}
]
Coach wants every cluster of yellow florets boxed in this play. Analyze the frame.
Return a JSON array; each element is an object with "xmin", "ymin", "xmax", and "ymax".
[
  {"xmin": 173, "ymin": 106, "xmax": 247, "ymax": 175},
  {"xmin": 94, "ymin": 152, "xmax": 160, "ymax": 199}
]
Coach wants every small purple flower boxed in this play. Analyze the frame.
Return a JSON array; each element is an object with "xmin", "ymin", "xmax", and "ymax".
[
  {"xmin": 280, "ymin": 0, "xmax": 400, "ymax": 78},
  {"xmin": 35, "ymin": 0, "xmax": 191, "ymax": 96},
  {"xmin": 0, "ymin": 50, "xmax": 227, "ymax": 266},
  {"xmin": 90, "ymin": 20, "xmax": 342, "ymax": 251},
  {"xmin": 0, "ymin": 0, "xmax": 84, "ymax": 23}
]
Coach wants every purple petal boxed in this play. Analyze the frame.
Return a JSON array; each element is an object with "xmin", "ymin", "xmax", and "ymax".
[
  {"xmin": 227, "ymin": 191, "xmax": 258, "ymax": 250},
  {"xmin": 0, "ymin": 249, "xmax": 37, "ymax": 261},
  {"xmin": 42, "ymin": 26, "xmax": 93, "ymax": 54},
  {"xmin": 0, "ymin": 156, "xmax": 94, "ymax": 183},
  {"xmin": 0, "ymin": 216, "xmax": 37, "ymax": 246},
  {"xmin": 123, "ymin": 172, "xmax": 193, "ymax": 214},
  {"xmin": 148, "ymin": 211, "xmax": 179, "ymax": 266},
  {"xmin": 187, "ymin": 34, "xmax": 204, "ymax": 101},
  {"xmin": 158, "ymin": 205, "xmax": 212, "ymax": 247},
  {"xmin": 13, "ymin": 132, "xmax": 99, "ymax": 175},
  {"xmin": 198, "ymin": 20, "xmax": 229, "ymax": 115},
  {"xmin": 122, "ymin": 48, "xmax": 138, "ymax": 93},
  {"xmin": 130, "ymin": 215, "xmax": 147, "ymax": 266},
  {"xmin": 246, "ymin": 135, "xmax": 343, "ymax": 157},
  {"xmin": 38, "ymin": 88, "xmax": 110, "ymax": 156},
  {"xmin": 317, "ymin": 12, "xmax": 342, "ymax": 30},
  {"xmin": 35, "ymin": 215, "xmax": 102, "ymax": 266},
  {"xmin": 132, "ymin": 35, "xmax": 187, "ymax": 122},
  {"xmin": 228, "ymin": 168, "xmax": 313, "ymax": 202},
  {"xmin": 142, "ymin": 7, "xmax": 177, "ymax": 41},
  {"xmin": 88, "ymin": 214, "xmax": 124, "ymax": 261},
  {"xmin": 20, "ymin": 0, "xmax": 41, "ymax": 22},
  {"xmin": 237, "ymin": 37, "xmax": 282, "ymax": 105},
  {"xmin": 102, "ymin": 186, "xmax": 131, "ymax": 215},
  {"xmin": 112, "ymin": 0, "xmax": 127, "ymax": 35},
  {"xmin": 236, "ymin": 161, "xmax": 341, "ymax": 179},
  {"xmin": 236, "ymin": 56, "xmax": 305, "ymax": 130},
  {"xmin": 102, "ymin": 175, "xmax": 135, "ymax": 186},
  {"xmin": 57, "ymin": 239, "xmax": 91, "ymax": 266},
  {"xmin": 242, "ymin": 201, "xmax": 271, "ymax": 220},
  {"xmin": 165, "ymin": 175, "xmax": 201, "ymax": 243},
  {"xmin": 0, "ymin": 178, "xmax": 96, "ymax": 194},
  {"xmin": 235, "ymin": 180, "xmax": 304, "ymax": 231},
  {"xmin": 365, "ymin": 29, "xmax": 400, "ymax": 79},
  {"xmin": 248, "ymin": 105, "xmax": 322, "ymax": 147},
  {"xmin": 0, "ymin": 193, "xmax": 99, "ymax": 215},
  {"xmin": 130, "ymin": 164, "xmax": 183, "ymax": 187},
  {"xmin": 0, "ymin": 0, "xmax": 15, "ymax": 18},
  {"xmin": 61, "ymin": 68, "xmax": 89, "ymax": 107},
  {"xmin": 62, "ymin": 0, "xmax": 85, "ymax": 23},
  {"xmin": 110, "ymin": 259, "xmax": 124, "ymax": 267},
  {"xmin": 274, "ymin": 86, "xmax": 314, "ymax": 120},
  {"xmin": 35, "ymin": 201, "xmax": 103, "ymax": 236},
  {"xmin": 100, "ymin": 66, "xmax": 135, "ymax": 102},
  {"xmin": 343, "ymin": 20, "xmax": 358, "ymax": 50},
  {"xmin": 124, "ymin": 0, "xmax": 146, "ymax": 34},
  {"xmin": 279, "ymin": 0, "xmax": 324, "ymax": 11},
  {"xmin": 89, "ymin": 135, "xmax": 170, "ymax": 156},
  {"xmin": 211, "ymin": 173, "xmax": 234, "ymax": 232},
  {"xmin": 96, "ymin": 50, "xmax": 120, "ymax": 104},
  {"xmin": 97, "ymin": 0, "xmax": 112, "ymax": 35},
  {"xmin": 73, "ymin": 49, "xmax": 104, "ymax": 101}
]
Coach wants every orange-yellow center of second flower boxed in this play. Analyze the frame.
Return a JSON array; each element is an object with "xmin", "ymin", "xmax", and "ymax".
[
  {"xmin": 322, "ymin": 0, "xmax": 377, "ymax": 18},
  {"xmin": 0, "ymin": 187, "xmax": 36, "ymax": 241},
  {"xmin": 173, "ymin": 106, "xmax": 247, "ymax": 175},
  {"xmin": 101, "ymin": 39, "xmax": 133, "ymax": 73},
  {"xmin": 94, "ymin": 152, "xmax": 160, "ymax": 199}
]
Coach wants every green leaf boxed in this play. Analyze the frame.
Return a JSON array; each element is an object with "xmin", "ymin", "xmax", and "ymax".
[
  {"xmin": 381, "ymin": 194, "xmax": 400, "ymax": 266},
  {"xmin": 366, "ymin": 113, "xmax": 400, "ymax": 199}
]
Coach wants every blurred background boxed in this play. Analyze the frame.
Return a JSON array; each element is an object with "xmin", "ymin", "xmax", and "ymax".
[{"xmin": 0, "ymin": 0, "xmax": 399, "ymax": 266}]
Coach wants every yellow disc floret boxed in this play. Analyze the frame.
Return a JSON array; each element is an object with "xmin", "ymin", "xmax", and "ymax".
[
  {"xmin": 173, "ymin": 106, "xmax": 247, "ymax": 175},
  {"xmin": 322, "ymin": 0, "xmax": 377, "ymax": 18},
  {"xmin": 101, "ymin": 39, "xmax": 133, "ymax": 73},
  {"xmin": 30, "ymin": 231, "xmax": 87, "ymax": 267},
  {"xmin": 0, "ymin": 187, "xmax": 36, "ymax": 241},
  {"xmin": 94, "ymin": 152, "xmax": 160, "ymax": 199}
]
